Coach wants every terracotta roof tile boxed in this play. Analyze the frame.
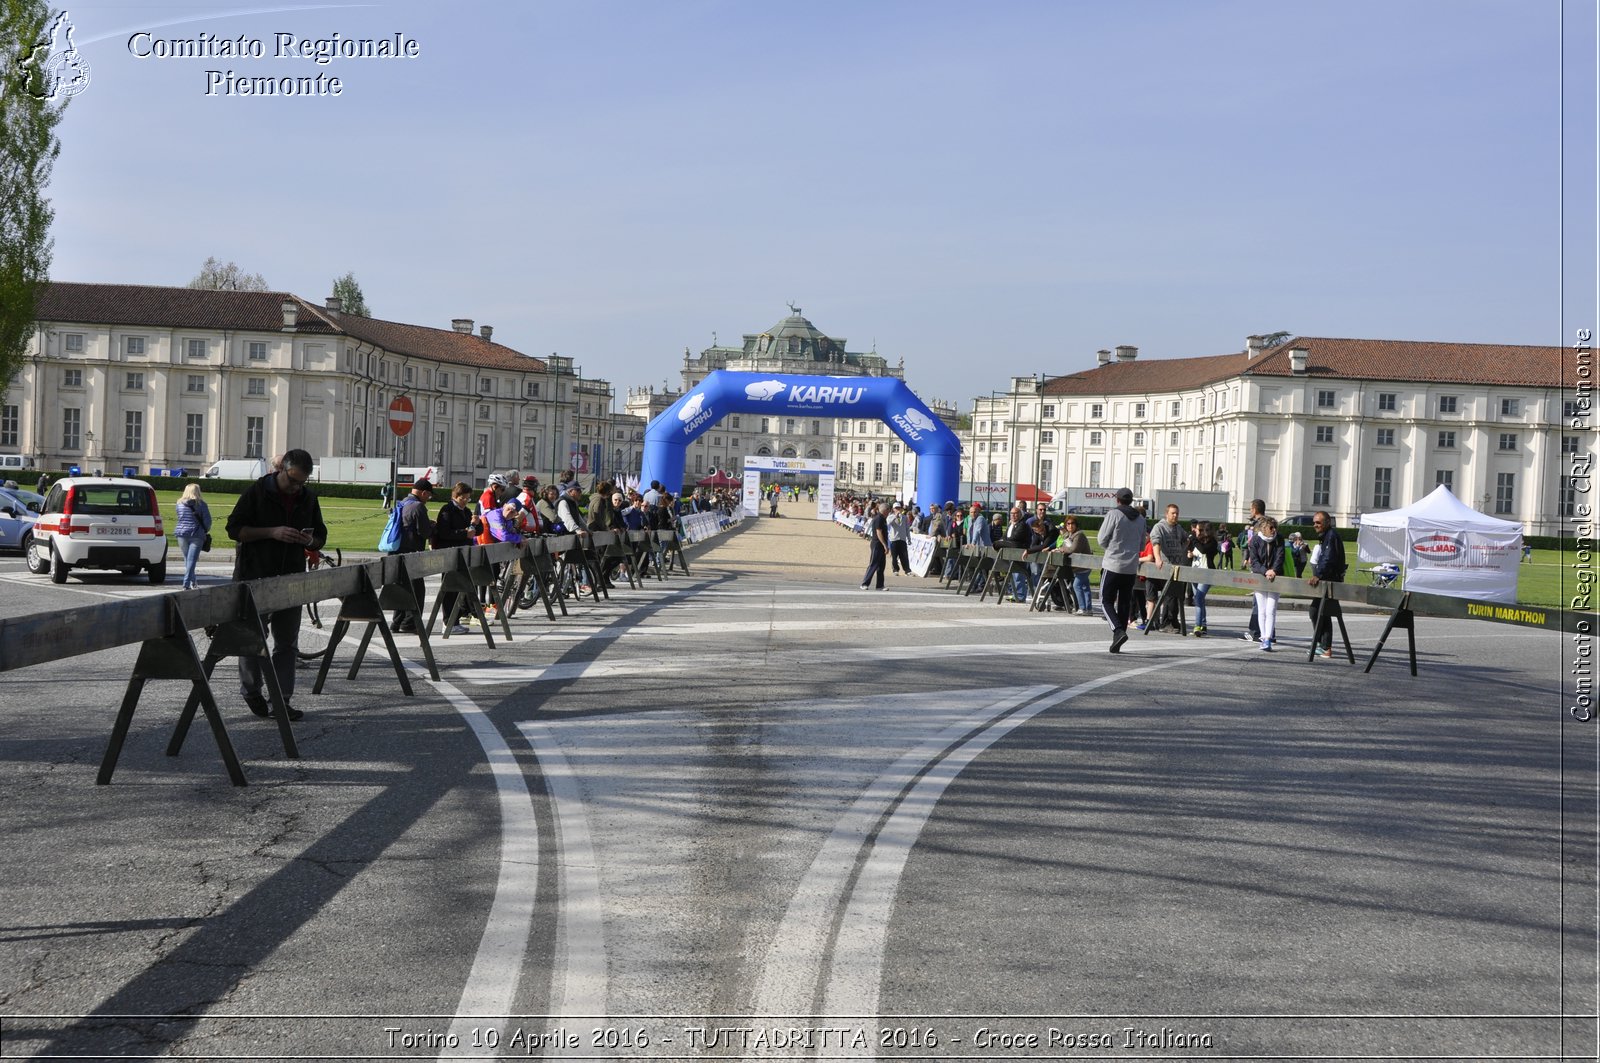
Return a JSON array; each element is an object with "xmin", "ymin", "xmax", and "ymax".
[
  {"xmin": 1041, "ymin": 337, "xmax": 1564, "ymax": 395},
  {"xmin": 35, "ymin": 281, "xmax": 548, "ymax": 373},
  {"xmin": 36, "ymin": 281, "xmax": 338, "ymax": 333},
  {"xmin": 1245, "ymin": 337, "xmax": 1562, "ymax": 388}
]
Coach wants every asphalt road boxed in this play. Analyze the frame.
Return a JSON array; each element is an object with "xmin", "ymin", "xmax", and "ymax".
[{"xmin": 0, "ymin": 515, "xmax": 1592, "ymax": 1061}]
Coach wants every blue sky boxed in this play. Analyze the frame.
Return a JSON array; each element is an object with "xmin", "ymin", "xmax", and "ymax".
[{"xmin": 43, "ymin": 0, "xmax": 1595, "ymax": 405}]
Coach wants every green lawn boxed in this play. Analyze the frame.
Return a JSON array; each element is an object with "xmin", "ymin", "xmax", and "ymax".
[{"xmin": 158, "ymin": 490, "xmax": 391, "ymax": 557}]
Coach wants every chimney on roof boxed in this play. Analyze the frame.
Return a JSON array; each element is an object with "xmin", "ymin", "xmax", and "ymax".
[
  {"xmin": 1246, "ymin": 335, "xmax": 1266, "ymax": 359},
  {"xmin": 480, "ymin": 325, "xmax": 493, "ymax": 343},
  {"xmin": 1096, "ymin": 349, "xmax": 1112, "ymax": 366},
  {"xmin": 325, "ymin": 294, "xmax": 342, "ymax": 313},
  {"xmin": 1115, "ymin": 345, "xmax": 1138, "ymax": 362},
  {"xmin": 451, "ymin": 318, "xmax": 474, "ymax": 334},
  {"xmin": 281, "ymin": 300, "xmax": 298, "ymax": 332},
  {"xmin": 1289, "ymin": 347, "xmax": 1309, "ymax": 375}
]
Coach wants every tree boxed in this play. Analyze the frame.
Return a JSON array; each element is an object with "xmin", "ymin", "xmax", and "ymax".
[
  {"xmin": 0, "ymin": 0, "xmax": 69, "ymax": 389},
  {"xmin": 1260, "ymin": 330, "xmax": 1293, "ymax": 348},
  {"xmin": 188, "ymin": 256, "xmax": 270, "ymax": 291},
  {"xmin": 330, "ymin": 271, "xmax": 370, "ymax": 316}
]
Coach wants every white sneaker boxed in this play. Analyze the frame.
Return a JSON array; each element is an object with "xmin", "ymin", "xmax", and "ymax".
[{"xmin": 448, "ymin": 624, "xmax": 470, "ymax": 635}]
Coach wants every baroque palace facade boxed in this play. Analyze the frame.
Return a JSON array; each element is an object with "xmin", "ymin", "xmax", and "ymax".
[
  {"xmin": 623, "ymin": 306, "xmax": 961, "ymax": 493},
  {"xmin": 4, "ymin": 283, "xmax": 624, "ymax": 488},
  {"xmin": 970, "ymin": 335, "xmax": 1581, "ymax": 535}
]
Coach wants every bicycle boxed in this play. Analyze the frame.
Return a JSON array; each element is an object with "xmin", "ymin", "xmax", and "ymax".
[{"xmin": 297, "ymin": 546, "xmax": 343, "ymax": 661}]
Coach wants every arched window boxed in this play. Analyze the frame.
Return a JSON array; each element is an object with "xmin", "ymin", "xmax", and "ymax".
[
  {"xmin": 757, "ymin": 446, "xmax": 772, "ymax": 456},
  {"xmin": 781, "ymin": 446, "xmax": 797, "ymax": 458},
  {"xmin": 807, "ymin": 448, "xmax": 822, "ymax": 459}
]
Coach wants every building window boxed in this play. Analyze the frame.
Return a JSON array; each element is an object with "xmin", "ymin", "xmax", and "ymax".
[
  {"xmin": 475, "ymin": 432, "xmax": 488, "ymax": 466},
  {"xmin": 1043, "ymin": 404, "xmax": 1056, "ymax": 418},
  {"xmin": 353, "ymin": 425, "xmax": 364, "ymax": 456},
  {"xmin": 1169, "ymin": 431, "xmax": 1179, "ymax": 446},
  {"xmin": 125, "ymin": 372, "xmax": 144, "ymax": 390},
  {"xmin": 403, "ymin": 366, "xmax": 415, "ymax": 385},
  {"xmin": 478, "ymin": 404, "xmax": 491, "ymax": 419},
  {"xmin": 1373, "ymin": 467, "xmax": 1393, "ymax": 509},
  {"xmin": 874, "ymin": 442, "xmax": 884, "ymax": 453},
  {"xmin": 1495, "ymin": 472, "xmax": 1515, "ymax": 514},
  {"xmin": 1312, "ymin": 464, "xmax": 1332, "ymax": 506},
  {"xmin": 437, "ymin": 430, "xmax": 449, "ymax": 467},
  {"xmin": 62, "ymin": 332, "xmax": 84, "ymax": 353},
  {"xmin": 1089, "ymin": 430, "xmax": 1103, "ymax": 446},
  {"xmin": 889, "ymin": 462, "xmax": 899, "ymax": 481},
  {"xmin": 1040, "ymin": 459, "xmax": 1054, "ymax": 493},
  {"xmin": 0, "ymin": 404, "xmax": 17, "ymax": 446},
  {"xmin": 1217, "ymin": 425, "xmax": 1227, "ymax": 443},
  {"xmin": 1498, "ymin": 433, "xmax": 1518, "ymax": 451},
  {"xmin": 1133, "ymin": 431, "xmax": 1145, "ymax": 446},
  {"xmin": 1376, "ymin": 428, "xmax": 1395, "ymax": 447},
  {"xmin": 1168, "ymin": 462, "xmax": 1178, "ymax": 489},
  {"xmin": 694, "ymin": 453, "xmax": 703, "ymax": 473},
  {"xmin": 62, "ymin": 407, "xmax": 81, "ymax": 450},
  {"xmin": 187, "ymin": 374, "xmax": 206, "ymax": 393},
  {"xmin": 438, "ymin": 372, "xmax": 450, "ymax": 389},
  {"xmin": 62, "ymin": 368, "xmax": 82, "ymax": 388},
  {"xmin": 525, "ymin": 381, "xmax": 539, "ymax": 397},
  {"xmin": 811, "ymin": 419, "xmax": 821, "ymax": 435},
  {"xmin": 728, "ymin": 416, "xmax": 741, "ymax": 429},
  {"xmin": 1090, "ymin": 403, "xmax": 1104, "ymax": 419},
  {"xmin": 1500, "ymin": 398, "xmax": 1520, "ymax": 416},
  {"xmin": 1316, "ymin": 389, "xmax": 1335, "ymax": 409},
  {"xmin": 248, "ymin": 341, "xmax": 267, "ymax": 360},
  {"xmin": 478, "ymin": 378, "xmax": 493, "ymax": 394},
  {"xmin": 873, "ymin": 462, "xmax": 884, "ymax": 481},
  {"xmin": 1132, "ymin": 462, "xmax": 1144, "ymax": 496},
  {"xmin": 1134, "ymin": 402, "xmax": 1146, "ymax": 418},
  {"xmin": 1437, "ymin": 431, "xmax": 1456, "ymax": 449},
  {"xmin": 125, "ymin": 336, "xmax": 146, "ymax": 356},
  {"xmin": 244, "ymin": 416, "xmax": 264, "ymax": 458},
  {"xmin": 247, "ymin": 377, "xmax": 266, "ymax": 397},
  {"xmin": 437, "ymin": 399, "xmax": 448, "ymax": 415},
  {"xmin": 1377, "ymin": 392, "xmax": 1396, "ymax": 411},
  {"xmin": 1439, "ymin": 395, "xmax": 1457, "ymax": 414},
  {"xmin": 122, "ymin": 410, "xmax": 143, "ymax": 454},
  {"xmin": 1566, "ymin": 399, "xmax": 1583, "ymax": 420},
  {"xmin": 185, "ymin": 414, "xmax": 204, "ymax": 455},
  {"xmin": 854, "ymin": 462, "xmax": 864, "ymax": 479},
  {"xmin": 1170, "ymin": 400, "xmax": 1180, "ymax": 417},
  {"xmin": 186, "ymin": 338, "xmax": 206, "ymax": 359},
  {"xmin": 978, "ymin": 441, "xmax": 987, "ymax": 453},
  {"xmin": 1089, "ymin": 461, "xmax": 1101, "ymax": 488},
  {"xmin": 1436, "ymin": 469, "xmax": 1454, "ymax": 492},
  {"xmin": 1564, "ymin": 435, "xmax": 1582, "ymax": 455},
  {"xmin": 1315, "ymin": 426, "xmax": 1335, "ymax": 444},
  {"xmin": 1041, "ymin": 430, "xmax": 1055, "ymax": 444}
]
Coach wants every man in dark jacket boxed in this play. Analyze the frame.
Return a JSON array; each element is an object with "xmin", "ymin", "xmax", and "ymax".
[
  {"xmin": 391, "ymin": 478, "xmax": 434, "ymax": 632},
  {"xmin": 226, "ymin": 448, "xmax": 328, "ymax": 721},
  {"xmin": 1306, "ymin": 510, "xmax": 1348, "ymax": 659}
]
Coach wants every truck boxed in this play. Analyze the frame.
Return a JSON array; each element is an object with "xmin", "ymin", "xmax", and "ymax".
[
  {"xmin": 203, "ymin": 458, "xmax": 269, "ymax": 480},
  {"xmin": 1047, "ymin": 488, "xmax": 1231, "ymax": 522},
  {"xmin": 312, "ymin": 457, "xmax": 393, "ymax": 485}
]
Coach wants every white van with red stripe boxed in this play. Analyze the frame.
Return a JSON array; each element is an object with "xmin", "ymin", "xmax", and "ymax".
[{"xmin": 30, "ymin": 477, "xmax": 168, "ymax": 584}]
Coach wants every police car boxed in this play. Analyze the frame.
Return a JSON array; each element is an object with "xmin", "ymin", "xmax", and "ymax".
[{"xmin": 30, "ymin": 476, "xmax": 168, "ymax": 584}]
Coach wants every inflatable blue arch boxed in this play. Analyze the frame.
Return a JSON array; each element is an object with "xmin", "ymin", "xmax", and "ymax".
[{"xmin": 640, "ymin": 371, "xmax": 962, "ymax": 505}]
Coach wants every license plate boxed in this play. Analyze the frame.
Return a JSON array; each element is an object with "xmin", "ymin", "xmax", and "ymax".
[{"xmin": 95, "ymin": 526, "xmax": 133, "ymax": 536}]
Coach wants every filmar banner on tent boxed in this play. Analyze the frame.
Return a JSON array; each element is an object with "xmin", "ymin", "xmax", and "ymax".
[{"xmin": 1356, "ymin": 485, "xmax": 1523, "ymax": 603}]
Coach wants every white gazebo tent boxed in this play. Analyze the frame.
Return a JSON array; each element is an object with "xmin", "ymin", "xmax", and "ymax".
[{"xmin": 1356, "ymin": 485, "xmax": 1524, "ymax": 603}]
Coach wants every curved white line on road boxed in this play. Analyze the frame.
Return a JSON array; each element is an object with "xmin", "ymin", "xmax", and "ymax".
[
  {"xmin": 517, "ymin": 720, "xmax": 610, "ymax": 1025},
  {"xmin": 750, "ymin": 684, "xmax": 1055, "ymax": 1020},
  {"xmin": 818, "ymin": 651, "xmax": 1256, "ymax": 1054},
  {"xmin": 390, "ymin": 663, "xmax": 540, "ymax": 1060}
]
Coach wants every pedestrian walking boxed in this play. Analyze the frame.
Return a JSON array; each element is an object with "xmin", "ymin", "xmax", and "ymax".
[
  {"xmin": 1246, "ymin": 515, "xmax": 1285, "ymax": 651},
  {"xmin": 1096, "ymin": 487, "xmax": 1147, "ymax": 653},
  {"xmin": 1305, "ymin": 511, "xmax": 1347, "ymax": 659},
  {"xmin": 860, "ymin": 501, "xmax": 889, "ymax": 590},
  {"xmin": 174, "ymin": 482, "xmax": 212, "ymax": 590}
]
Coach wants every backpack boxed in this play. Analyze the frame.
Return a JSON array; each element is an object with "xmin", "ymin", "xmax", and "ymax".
[{"xmin": 378, "ymin": 502, "xmax": 405, "ymax": 553}]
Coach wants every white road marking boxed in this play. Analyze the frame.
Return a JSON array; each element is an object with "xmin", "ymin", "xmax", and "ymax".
[
  {"xmin": 816, "ymin": 650, "xmax": 1257, "ymax": 1055},
  {"xmin": 516, "ymin": 720, "xmax": 609, "ymax": 1027},
  {"xmin": 749, "ymin": 684, "xmax": 1053, "ymax": 1022},
  {"xmin": 387, "ymin": 663, "xmax": 539, "ymax": 1059}
]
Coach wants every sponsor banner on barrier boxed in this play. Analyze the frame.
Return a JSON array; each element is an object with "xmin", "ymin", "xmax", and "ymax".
[
  {"xmin": 678, "ymin": 510, "xmax": 724, "ymax": 543},
  {"xmin": 907, "ymin": 532, "xmax": 938, "ymax": 577}
]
